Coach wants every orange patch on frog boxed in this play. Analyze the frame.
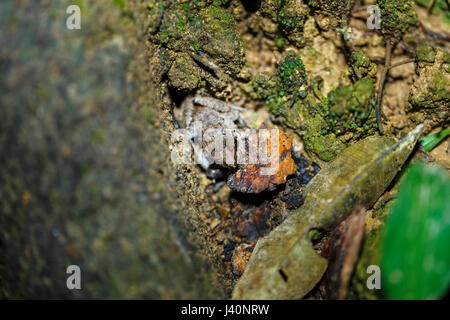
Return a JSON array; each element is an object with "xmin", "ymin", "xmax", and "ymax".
[{"xmin": 227, "ymin": 131, "xmax": 295, "ymax": 193}]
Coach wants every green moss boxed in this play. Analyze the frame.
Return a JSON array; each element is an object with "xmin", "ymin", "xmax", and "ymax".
[
  {"xmin": 278, "ymin": 0, "xmax": 309, "ymax": 35},
  {"xmin": 260, "ymin": 0, "xmax": 282, "ymax": 20},
  {"xmin": 150, "ymin": 1, "xmax": 245, "ymax": 92},
  {"xmin": 253, "ymin": 53, "xmax": 377, "ymax": 161},
  {"xmin": 308, "ymin": 0, "xmax": 354, "ymax": 28},
  {"xmin": 278, "ymin": 53, "xmax": 308, "ymax": 96},
  {"xmin": 324, "ymin": 78, "xmax": 377, "ymax": 138},
  {"xmin": 298, "ymin": 78, "xmax": 377, "ymax": 161},
  {"xmin": 306, "ymin": 133, "xmax": 346, "ymax": 162},
  {"xmin": 349, "ymin": 51, "xmax": 377, "ymax": 81},
  {"xmin": 156, "ymin": 2, "xmax": 190, "ymax": 51},
  {"xmin": 194, "ymin": 5, "xmax": 245, "ymax": 74},
  {"xmin": 263, "ymin": 52, "xmax": 309, "ymax": 116},
  {"xmin": 168, "ymin": 53, "xmax": 200, "ymax": 91},
  {"xmin": 260, "ymin": 0, "xmax": 309, "ymax": 46},
  {"xmin": 410, "ymin": 72, "xmax": 450, "ymax": 108},
  {"xmin": 308, "ymin": 0, "xmax": 353, "ymax": 14},
  {"xmin": 415, "ymin": 0, "xmax": 450, "ymax": 25},
  {"xmin": 415, "ymin": 44, "xmax": 436, "ymax": 64},
  {"xmin": 376, "ymin": 0, "xmax": 418, "ymax": 39},
  {"xmin": 153, "ymin": 2, "xmax": 244, "ymax": 74},
  {"xmin": 429, "ymin": 72, "xmax": 450, "ymax": 101},
  {"xmin": 277, "ymin": 98, "xmax": 346, "ymax": 161},
  {"xmin": 250, "ymin": 73, "xmax": 276, "ymax": 100},
  {"xmin": 254, "ymin": 54, "xmax": 341, "ymax": 161},
  {"xmin": 408, "ymin": 45, "xmax": 450, "ymax": 133}
]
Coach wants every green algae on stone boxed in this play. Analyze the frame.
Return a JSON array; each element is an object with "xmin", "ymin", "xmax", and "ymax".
[
  {"xmin": 415, "ymin": 0, "xmax": 450, "ymax": 25},
  {"xmin": 415, "ymin": 44, "xmax": 437, "ymax": 65},
  {"xmin": 151, "ymin": 1, "xmax": 245, "ymax": 90},
  {"xmin": 376, "ymin": 0, "xmax": 418, "ymax": 39},
  {"xmin": 305, "ymin": 132, "xmax": 346, "ymax": 162},
  {"xmin": 278, "ymin": 0, "xmax": 310, "ymax": 45},
  {"xmin": 421, "ymin": 72, "xmax": 450, "ymax": 106},
  {"xmin": 324, "ymin": 78, "xmax": 377, "ymax": 138},
  {"xmin": 168, "ymin": 53, "xmax": 200, "ymax": 91},
  {"xmin": 308, "ymin": 0, "xmax": 354, "ymax": 29},
  {"xmin": 264, "ymin": 52, "xmax": 308, "ymax": 117},
  {"xmin": 286, "ymin": 97, "xmax": 346, "ymax": 162},
  {"xmin": 409, "ymin": 47, "xmax": 450, "ymax": 110},
  {"xmin": 259, "ymin": 0, "xmax": 309, "ymax": 47},
  {"xmin": 407, "ymin": 46, "xmax": 449, "ymax": 133},
  {"xmin": 194, "ymin": 5, "xmax": 245, "ymax": 75},
  {"xmin": 349, "ymin": 51, "xmax": 378, "ymax": 81},
  {"xmin": 233, "ymin": 125, "xmax": 423, "ymax": 299},
  {"xmin": 257, "ymin": 53, "xmax": 377, "ymax": 162}
]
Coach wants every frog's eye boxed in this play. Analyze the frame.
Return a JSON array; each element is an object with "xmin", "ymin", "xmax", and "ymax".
[{"xmin": 206, "ymin": 167, "xmax": 225, "ymax": 180}]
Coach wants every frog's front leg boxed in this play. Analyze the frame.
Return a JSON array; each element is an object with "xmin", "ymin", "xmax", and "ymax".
[
  {"xmin": 194, "ymin": 95, "xmax": 251, "ymax": 128},
  {"xmin": 193, "ymin": 95, "xmax": 245, "ymax": 113},
  {"xmin": 180, "ymin": 96, "xmax": 194, "ymax": 128},
  {"xmin": 192, "ymin": 141, "xmax": 211, "ymax": 171}
]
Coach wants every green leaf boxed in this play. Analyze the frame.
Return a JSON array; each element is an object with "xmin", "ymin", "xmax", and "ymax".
[
  {"xmin": 382, "ymin": 162, "xmax": 450, "ymax": 299},
  {"xmin": 420, "ymin": 128, "xmax": 450, "ymax": 152}
]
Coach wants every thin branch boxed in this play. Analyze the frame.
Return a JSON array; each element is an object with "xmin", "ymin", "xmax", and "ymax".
[
  {"xmin": 428, "ymin": 0, "xmax": 437, "ymax": 13},
  {"xmin": 388, "ymin": 59, "xmax": 415, "ymax": 70},
  {"xmin": 375, "ymin": 40, "xmax": 392, "ymax": 134},
  {"xmin": 419, "ymin": 22, "xmax": 450, "ymax": 42}
]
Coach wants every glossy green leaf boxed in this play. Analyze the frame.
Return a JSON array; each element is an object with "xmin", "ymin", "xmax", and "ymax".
[
  {"xmin": 420, "ymin": 128, "xmax": 450, "ymax": 152},
  {"xmin": 382, "ymin": 162, "xmax": 450, "ymax": 299}
]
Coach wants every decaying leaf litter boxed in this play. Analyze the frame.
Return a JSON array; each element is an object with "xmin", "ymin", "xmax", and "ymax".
[
  {"xmin": 233, "ymin": 124, "xmax": 423, "ymax": 299},
  {"xmin": 140, "ymin": 0, "xmax": 450, "ymax": 299}
]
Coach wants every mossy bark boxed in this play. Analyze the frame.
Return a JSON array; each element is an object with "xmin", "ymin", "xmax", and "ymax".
[{"xmin": 0, "ymin": 0, "xmax": 226, "ymax": 299}]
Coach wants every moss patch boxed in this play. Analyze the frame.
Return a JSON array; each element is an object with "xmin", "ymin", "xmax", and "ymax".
[
  {"xmin": 376, "ymin": 0, "xmax": 418, "ymax": 39},
  {"xmin": 251, "ymin": 52, "xmax": 376, "ymax": 161}
]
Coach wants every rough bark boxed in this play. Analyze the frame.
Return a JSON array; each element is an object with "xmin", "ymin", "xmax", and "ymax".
[{"xmin": 0, "ymin": 0, "xmax": 226, "ymax": 299}]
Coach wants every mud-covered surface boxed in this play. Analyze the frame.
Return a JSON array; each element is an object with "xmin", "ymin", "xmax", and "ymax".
[{"xmin": 1, "ymin": 0, "xmax": 449, "ymax": 299}]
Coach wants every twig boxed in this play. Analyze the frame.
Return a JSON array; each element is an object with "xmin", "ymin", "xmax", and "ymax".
[
  {"xmin": 419, "ymin": 22, "xmax": 450, "ymax": 42},
  {"xmin": 388, "ymin": 59, "xmax": 415, "ymax": 70},
  {"xmin": 351, "ymin": 5, "xmax": 370, "ymax": 14},
  {"xmin": 375, "ymin": 40, "xmax": 392, "ymax": 134},
  {"xmin": 428, "ymin": 0, "xmax": 437, "ymax": 13}
]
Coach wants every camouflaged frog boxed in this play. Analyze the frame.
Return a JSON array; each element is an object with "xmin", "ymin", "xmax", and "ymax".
[{"xmin": 177, "ymin": 95, "xmax": 250, "ymax": 179}]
